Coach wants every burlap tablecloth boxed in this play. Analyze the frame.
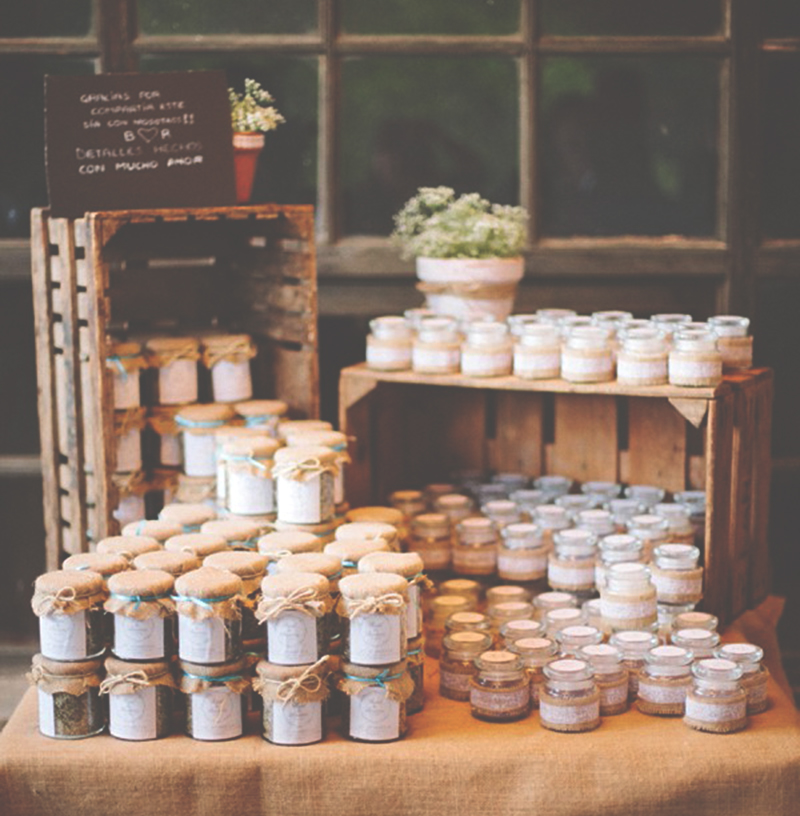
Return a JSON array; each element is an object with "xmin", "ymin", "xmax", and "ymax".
[{"xmin": 1, "ymin": 597, "xmax": 798, "ymax": 816}]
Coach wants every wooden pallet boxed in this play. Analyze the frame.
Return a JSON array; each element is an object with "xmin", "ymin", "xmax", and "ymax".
[
  {"xmin": 339, "ymin": 364, "xmax": 773, "ymax": 626},
  {"xmin": 32, "ymin": 205, "xmax": 319, "ymax": 570}
]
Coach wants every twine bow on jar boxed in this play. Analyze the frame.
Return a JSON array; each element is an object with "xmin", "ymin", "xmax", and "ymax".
[
  {"xmin": 256, "ymin": 586, "xmax": 328, "ymax": 623},
  {"xmin": 342, "ymin": 592, "xmax": 406, "ymax": 618},
  {"xmin": 99, "ymin": 670, "xmax": 150, "ymax": 695},
  {"xmin": 146, "ymin": 343, "xmax": 200, "ymax": 369},
  {"xmin": 201, "ymin": 337, "xmax": 256, "ymax": 369},
  {"xmin": 275, "ymin": 657, "xmax": 329, "ymax": 704},
  {"xmin": 32, "ymin": 586, "xmax": 77, "ymax": 616},
  {"xmin": 271, "ymin": 457, "xmax": 336, "ymax": 482}
]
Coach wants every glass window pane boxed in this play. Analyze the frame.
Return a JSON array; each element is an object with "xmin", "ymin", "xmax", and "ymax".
[
  {"xmin": 539, "ymin": 57, "xmax": 719, "ymax": 238},
  {"xmin": 0, "ymin": 58, "xmax": 95, "ymax": 238},
  {"xmin": 140, "ymin": 56, "xmax": 317, "ymax": 207},
  {"xmin": 138, "ymin": 0, "xmax": 316, "ymax": 36},
  {"xmin": 540, "ymin": 1, "xmax": 722, "ymax": 37},
  {"xmin": 342, "ymin": 0, "xmax": 520, "ymax": 36},
  {"xmin": 764, "ymin": 1, "xmax": 800, "ymax": 39},
  {"xmin": 762, "ymin": 59, "xmax": 800, "ymax": 239},
  {"xmin": 341, "ymin": 57, "xmax": 518, "ymax": 236},
  {"xmin": 0, "ymin": 0, "xmax": 92, "ymax": 37}
]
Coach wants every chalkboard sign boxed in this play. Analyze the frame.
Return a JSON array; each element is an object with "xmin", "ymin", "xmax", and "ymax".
[{"xmin": 45, "ymin": 71, "xmax": 236, "ymax": 217}]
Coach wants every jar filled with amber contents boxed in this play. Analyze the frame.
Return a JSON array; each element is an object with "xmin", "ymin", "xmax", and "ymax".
[
  {"xmin": 444, "ymin": 611, "xmax": 492, "ymax": 637},
  {"xmin": 440, "ymin": 630, "xmax": 493, "ymax": 701},
  {"xmin": 715, "ymin": 643, "xmax": 769, "ymax": 715},
  {"xmin": 408, "ymin": 513, "xmax": 452, "ymax": 573},
  {"xmin": 555, "ymin": 625, "xmax": 603, "ymax": 658},
  {"xmin": 684, "ymin": 658, "xmax": 747, "ymax": 734},
  {"xmin": 469, "ymin": 650, "xmax": 530, "ymax": 723},
  {"xmin": 438, "ymin": 578, "xmax": 481, "ymax": 608},
  {"xmin": 539, "ymin": 658, "xmax": 601, "ymax": 733},
  {"xmin": 533, "ymin": 590, "xmax": 577, "ymax": 623},
  {"xmin": 637, "ymin": 645, "xmax": 693, "ymax": 716},
  {"xmin": 406, "ymin": 635, "xmax": 425, "ymax": 715},
  {"xmin": 453, "ymin": 517, "xmax": 499, "ymax": 576},
  {"xmin": 580, "ymin": 644, "xmax": 629, "ymax": 716},
  {"xmin": 508, "ymin": 637, "xmax": 558, "ymax": 707},
  {"xmin": 497, "ymin": 523, "xmax": 548, "ymax": 583}
]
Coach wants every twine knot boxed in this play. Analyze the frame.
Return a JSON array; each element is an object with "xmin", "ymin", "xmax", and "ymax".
[
  {"xmin": 276, "ymin": 657, "xmax": 329, "ymax": 703},
  {"xmin": 344, "ymin": 591, "xmax": 405, "ymax": 618},
  {"xmin": 34, "ymin": 586, "xmax": 77, "ymax": 616},
  {"xmin": 257, "ymin": 586, "xmax": 326, "ymax": 623},
  {"xmin": 99, "ymin": 670, "xmax": 150, "ymax": 695}
]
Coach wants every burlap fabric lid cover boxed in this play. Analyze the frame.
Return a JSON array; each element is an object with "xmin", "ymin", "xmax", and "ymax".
[
  {"xmin": 338, "ymin": 572, "xmax": 408, "ymax": 619},
  {"xmin": 174, "ymin": 566, "xmax": 243, "ymax": 621},
  {"xmin": 284, "ymin": 429, "xmax": 347, "ymax": 449},
  {"xmin": 105, "ymin": 569, "xmax": 175, "ymax": 619},
  {"xmin": 96, "ymin": 535, "xmax": 161, "ymax": 560},
  {"xmin": 407, "ymin": 634, "xmax": 424, "ymax": 667},
  {"xmin": 274, "ymin": 552, "xmax": 342, "ymax": 579},
  {"xmin": 222, "ymin": 436, "xmax": 281, "ymax": 474},
  {"xmin": 257, "ymin": 531, "xmax": 321, "ymax": 560},
  {"xmin": 277, "ymin": 419, "xmax": 332, "ymax": 441},
  {"xmin": 31, "ymin": 570, "xmax": 107, "ymax": 617},
  {"xmin": 176, "ymin": 403, "xmax": 237, "ymax": 433},
  {"xmin": 28, "ymin": 653, "xmax": 104, "ymax": 696},
  {"xmin": 254, "ymin": 656, "xmax": 331, "ymax": 704},
  {"xmin": 145, "ymin": 336, "xmax": 200, "ymax": 364},
  {"xmin": 133, "ymin": 549, "xmax": 201, "ymax": 577},
  {"xmin": 165, "ymin": 533, "xmax": 228, "ymax": 559},
  {"xmin": 337, "ymin": 659, "xmax": 414, "ymax": 702},
  {"xmin": 204, "ymin": 551, "xmax": 268, "ymax": 595},
  {"xmin": 258, "ymin": 572, "xmax": 332, "ymax": 623},
  {"xmin": 122, "ymin": 519, "xmax": 184, "ymax": 542},
  {"xmin": 107, "ymin": 341, "xmax": 146, "ymax": 373},
  {"xmin": 214, "ymin": 426, "xmax": 270, "ymax": 448},
  {"xmin": 235, "ymin": 399, "xmax": 288, "ymax": 419},
  {"xmin": 324, "ymin": 538, "xmax": 391, "ymax": 566},
  {"xmin": 62, "ymin": 552, "xmax": 130, "ymax": 577},
  {"xmin": 180, "ymin": 655, "xmax": 250, "ymax": 694},
  {"xmin": 346, "ymin": 506, "xmax": 404, "ymax": 527},
  {"xmin": 159, "ymin": 502, "xmax": 217, "ymax": 526},
  {"xmin": 200, "ymin": 333, "xmax": 256, "ymax": 367},
  {"xmin": 272, "ymin": 445, "xmax": 339, "ymax": 480},
  {"xmin": 101, "ymin": 655, "xmax": 177, "ymax": 695},
  {"xmin": 202, "ymin": 519, "xmax": 264, "ymax": 545},
  {"xmin": 336, "ymin": 521, "xmax": 398, "ymax": 545},
  {"xmin": 146, "ymin": 405, "xmax": 182, "ymax": 435},
  {"xmin": 358, "ymin": 552, "xmax": 427, "ymax": 583}
]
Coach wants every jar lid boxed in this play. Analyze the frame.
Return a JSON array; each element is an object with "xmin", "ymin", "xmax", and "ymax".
[
  {"xmin": 439, "ymin": 578, "xmax": 481, "ymax": 595},
  {"xmin": 277, "ymin": 420, "xmax": 333, "ymax": 441},
  {"xmin": 201, "ymin": 519, "xmax": 264, "ymax": 544},
  {"xmin": 274, "ymin": 552, "xmax": 342, "ymax": 579},
  {"xmin": 502, "ymin": 619, "xmax": 543, "ymax": 637},
  {"xmin": 492, "ymin": 600, "xmax": 534, "ymax": 618},
  {"xmin": 31, "ymin": 652, "xmax": 104, "ymax": 677},
  {"xmin": 673, "ymin": 627, "xmax": 720, "ymax": 645},
  {"xmin": 33, "ymin": 569, "xmax": 105, "ymax": 603},
  {"xmin": 487, "ymin": 585, "xmax": 530, "ymax": 603},
  {"xmin": 257, "ymin": 531, "xmax": 320, "ymax": 557},
  {"xmin": 432, "ymin": 595, "xmax": 470, "ymax": 612},
  {"xmin": 324, "ymin": 539, "xmax": 391, "ymax": 566},
  {"xmin": 436, "ymin": 494, "xmax": 472, "ymax": 510},
  {"xmin": 122, "ymin": 519, "xmax": 184, "ymax": 541},
  {"xmin": 511, "ymin": 636, "xmax": 555, "ymax": 653},
  {"xmin": 159, "ymin": 502, "xmax": 217, "ymax": 526},
  {"xmin": 174, "ymin": 566, "xmax": 243, "ymax": 600},
  {"xmin": 204, "ymin": 551, "xmax": 269, "ymax": 582},
  {"xmin": 717, "ymin": 642, "xmax": 763, "ymax": 663},
  {"xmin": 103, "ymin": 655, "xmax": 174, "ymax": 686},
  {"xmin": 108, "ymin": 568, "xmax": 174, "ymax": 599},
  {"xmin": 390, "ymin": 490, "xmax": 424, "ymax": 505},
  {"xmin": 673, "ymin": 611, "xmax": 718, "ymax": 631},
  {"xmin": 234, "ymin": 399, "xmax": 288, "ymax": 418},
  {"xmin": 629, "ymin": 513, "xmax": 668, "ymax": 529},
  {"xmin": 648, "ymin": 644, "xmax": 692, "ymax": 664},
  {"xmin": 260, "ymin": 571, "xmax": 330, "ymax": 600},
  {"xmin": 165, "ymin": 533, "xmax": 228, "ymax": 559},
  {"xmin": 339, "ymin": 572, "xmax": 409, "ymax": 602},
  {"xmin": 95, "ymin": 535, "xmax": 162, "ymax": 560},
  {"xmin": 273, "ymin": 519, "xmax": 337, "ymax": 536},
  {"xmin": 335, "ymin": 521, "xmax": 397, "ymax": 544},
  {"xmin": 62, "ymin": 552, "xmax": 130, "ymax": 577},
  {"xmin": 444, "ymin": 630, "xmax": 492, "ymax": 652},
  {"xmin": 447, "ymin": 611, "xmax": 489, "ymax": 627},
  {"xmin": 145, "ymin": 336, "xmax": 200, "ymax": 353},
  {"xmin": 534, "ymin": 590, "xmax": 576, "ymax": 608},
  {"xmin": 273, "ymin": 445, "xmax": 338, "ymax": 467},
  {"xmin": 346, "ymin": 506, "xmax": 405, "ymax": 526},
  {"xmin": 201, "ymin": 333, "xmax": 253, "ymax": 349},
  {"xmin": 692, "ymin": 657, "xmax": 743, "ymax": 682},
  {"xmin": 412, "ymin": 513, "xmax": 450, "ymax": 536},
  {"xmin": 222, "ymin": 436, "xmax": 281, "ymax": 459},
  {"xmin": 544, "ymin": 657, "xmax": 592, "ymax": 677},
  {"xmin": 180, "ymin": 656, "xmax": 248, "ymax": 679},
  {"xmin": 546, "ymin": 607, "xmax": 583, "ymax": 624},
  {"xmin": 284, "ymin": 429, "xmax": 348, "ymax": 450},
  {"xmin": 176, "ymin": 403, "xmax": 237, "ymax": 426},
  {"xmin": 132, "ymin": 549, "xmax": 201, "ymax": 576},
  {"xmin": 653, "ymin": 543, "xmax": 700, "ymax": 568},
  {"xmin": 476, "ymin": 650, "xmax": 521, "ymax": 671}
]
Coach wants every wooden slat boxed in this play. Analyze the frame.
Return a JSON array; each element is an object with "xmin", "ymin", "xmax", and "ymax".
[
  {"xmin": 750, "ymin": 372, "xmax": 774, "ymax": 605},
  {"xmin": 550, "ymin": 393, "xmax": 618, "ymax": 483},
  {"xmin": 339, "ymin": 373, "xmax": 379, "ymax": 508},
  {"xmin": 627, "ymin": 397, "xmax": 688, "ymax": 494},
  {"xmin": 491, "ymin": 391, "xmax": 545, "ymax": 477}
]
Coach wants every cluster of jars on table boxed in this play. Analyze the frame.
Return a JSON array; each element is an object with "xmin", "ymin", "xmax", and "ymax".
[{"xmin": 366, "ymin": 307, "xmax": 754, "ymax": 385}]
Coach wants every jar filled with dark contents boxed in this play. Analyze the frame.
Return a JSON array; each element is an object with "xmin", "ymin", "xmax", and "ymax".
[
  {"xmin": 469, "ymin": 650, "xmax": 530, "ymax": 723},
  {"xmin": 406, "ymin": 635, "xmax": 425, "ymax": 714},
  {"xmin": 180, "ymin": 656, "xmax": 250, "ymax": 741},
  {"xmin": 440, "ymin": 630, "xmax": 492, "ymax": 702},
  {"xmin": 204, "ymin": 551, "xmax": 269, "ymax": 643}
]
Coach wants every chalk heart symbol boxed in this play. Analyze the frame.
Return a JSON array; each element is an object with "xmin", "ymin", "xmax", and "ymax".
[{"xmin": 137, "ymin": 127, "xmax": 159, "ymax": 143}]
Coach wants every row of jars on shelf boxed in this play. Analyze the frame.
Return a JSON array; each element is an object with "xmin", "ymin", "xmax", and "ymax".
[{"xmin": 367, "ymin": 309, "xmax": 753, "ymax": 385}]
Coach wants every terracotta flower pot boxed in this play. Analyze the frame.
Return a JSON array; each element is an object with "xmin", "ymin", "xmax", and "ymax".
[{"xmin": 232, "ymin": 132, "xmax": 265, "ymax": 204}]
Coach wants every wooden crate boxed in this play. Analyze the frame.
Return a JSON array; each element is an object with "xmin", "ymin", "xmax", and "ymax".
[
  {"xmin": 339, "ymin": 364, "xmax": 773, "ymax": 626},
  {"xmin": 32, "ymin": 205, "xmax": 319, "ymax": 569}
]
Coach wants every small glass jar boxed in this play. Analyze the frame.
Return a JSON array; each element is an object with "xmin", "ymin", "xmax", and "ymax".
[
  {"xmin": 426, "ymin": 594, "xmax": 471, "ymax": 658},
  {"xmin": 508, "ymin": 637, "xmax": 558, "ymax": 707},
  {"xmin": 500, "ymin": 618, "xmax": 544, "ymax": 647},
  {"xmin": 176, "ymin": 403, "xmax": 237, "ymax": 478},
  {"xmin": 555, "ymin": 625, "xmax": 603, "ymax": 658},
  {"xmin": 63, "ymin": 552, "xmax": 130, "ymax": 582},
  {"xmin": 650, "ymin": 544, "xmax": 703, "ymax": 605},
  {"xmin": 616, "ymin": 328, "xmax": 669, "ymax": 386},
  {"xmin": 581, "ymin": 480, "xmax": 622, "ymax": 504},
  {"xmin": 536, "ymin": 307, "xmax": 577, "ymax": 325},
  {"xmin": 406, "ymin": 634, "xmax": 425, "ymax": 715},
  {"xmin": 434, "ymin": 493, "xmax": 474, "ymax": 525},
  {"xmin": 672, "ymin": 610, "xmax": 718, "ymax": 633},
  {"xmin": 204, "ymin": 551, "xmax": 268, "ymax": 643},
  {"xmin": 486, "ymin": 584, "xmax": 531, "ymax": 609},
  {"xmin": 461, "ymin": 320, "xmax": 513, "ymax": 377},
  {"xmin": 560, "ymin": 315, "xmax": 594, "ymax": 334},
  {"xmin": 106, "ymin": 341, "xmax": 146, "ymax": 409},
  {"xmin": 708, "ymin": 315, "xmax": 753, "ymax": 371},
  {"xmin": 221, "ymin": 437, "xmax": 280, "ymax": 516},
  {"xmin": 600, "ymin": 562, "xmax": 657, "ymax": 632},
  {"xmin": 146, "ymin": 406, "xmax": 182, "ymax": 467},
  {"xmin": 507, "ymin": 313, "xmax": 540, "ymax": 337},
  {"xmin": 595, "ymin": 534, "xmax": 643, "ymax": 590},
  {"xmin": 408, "ymin": 513, "xmax": 452, "ymax": 572},
  {"xmin": 668, "ymin": 329, "xmax": 723, "ymax": 387},
  {"xmin": 544, "ymin": 606, "xmax": 585, "ymax": 637},
  {"xmin": 715, "ymin": 643, "xmax": 769, "ymax": 715},
  {"xmin": 439, "ymin": 579, "xmax": 481, "ymax": 608},
  {"xmin": 440, "ymin": 630, "xmax": 493, "ymax": 701},
  {"xmin": 181, "ymin": 657, "xmax": 249, "ymax": 741},
  {"xmin": 132, "ymin": 549, "xmax": 201, "ymax": 579},
  {"xmin": 555, "ymin": 494, "xmax": 598, "ymax": 520},
  {"xmin": 453, "ymin": 517, "xmax": 499, "ymax": 576},
  {"xmin": 671, "ymin": 627, "xmax": 720, "ymax": 660},
  {"xmin": 482, "ymin": 499, "xmax": 522, "ymax": 530},
  {"xmin": 684, "ymin": 658, "xmax": 747, "ymax": 734},
  {"xmin": 412, "ymin": 317, "xmax": 461, "ymax": 374},
  {"xmin": 367, "ymin": 315, "xmax": 413, "ymax": 371},
  {"xmin": 273, "ymin": 445, "xmax": 338, "ymax": 525},
  {"xmin": 610, "ymin": 630, "xmax": 659, "ymax": 700},
  {"xmin": 470, "ymin": 651, "xmax": 530, "ymax": 723},
  {"xmin": 582, "ymin": 597, "xmax": 603, "ymax": 631},
  {"xmin": 498, "ymin": 522, "xmax": 549, "ymax": 583},
  {"xmin": 548, "ymin": 529, "xmax": 597, "ymax": 594},
  {"xmin": 651, "ymin": 313, "xmax": 693, "ymax": 343},
  {"xmin": 606, "ymin": 498, "xmax": 646, "ymax": 533},
  {"xmin": 490, "ymin": 601, "xmax": 535, "ymax": 633},
  {"xmin": 533, "ymin": 475, "xmax": 573, "ymax": 500},
  {"xmin": 29, "ymin": 654, "xmax": 105, "ymax": 739},
  {"xmin": 651, "ymin": 504, "xmax": 695, "ymax": 546},
  {"xmin": 201, "ymin": 333, "xmax": 256, "ymax": 403},
  {"xmin": 234, "ymin": 399, "xmax": 288, "ymax": 437},
  {"xmin": 390, "ymin": 489, "xmax": 427, "ymax": 520},
  {"xmin": 576, "ymin": 508, "xmax": 616, "ymax": 539},
  {"xmin": 637, "ymin": 645, "xmax": 693, "ymax": 716},
  {"xmin": 533, "ymin": 590, "xmax": 577, "ymax": 622},
  {"xmin": 532, "ymin": 505, "xmax": 571, "ymax": 548},
  {"xmin": 539, "ymin": 658, "xmax": 601, "ymax": 733},
  {"xmin": 424, "ymin": 482, "xmax": 459, "ymax": 508},
  {"xmin": 626, "ymin": 513, "xmax": 669, "ymax": 560},
  {"xmin": 580, "ymin": 643, "xmax": 629, "ymax": 716},
  {"xmin": 404, "ymin": 306, "xmax": 437, "ymax": 330},
  {"xmin": 509, "ymin": 489, "xmax": 549, "ymax": 520},
  {"xmin": 471, "ymin": 482, "xmax": 509, "ymax": 507},
  {"xmin": 445, "ymin": 610, "xmax": 493, "ymax": 636},
  {"xmin": 513, "ymin": 323, "xmax": 561, "ymax": 380},
  {"xmin": 624, "ymin": 484, "xmax": 666, "ymax": 510},
  {"xmin": 145, "ymin": 336, "xmax": 200, "ymax": 405},
  {"xmin": 674, "ymin": 490, "xmax": 706, "ymax": 543},
  {"xmin": 657, "ymin": 602, "xmax": 696, "ymax": 640},
  {"xmin": 101, "ymin": 655, "xmax": 175, "ymax": 741},
  {"xmin": 285, "ymin": 429, "xmax": 350, "ymax": 508},
  {"xmin": 561, "ymin": 326, "xmax": 614, "ymax": 383},
  {"xmin": 359, "ymin": 551, "xmax": 427, "ymax": 641}
]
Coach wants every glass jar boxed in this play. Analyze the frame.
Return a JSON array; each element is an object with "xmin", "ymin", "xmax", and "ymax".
[
  {"xmin": 708, "ymin": 315, "xmax": 753, "ymax": 371},
  {"xmin": 605, "ymin": 498, "xmax": 646, "ymax": 533},
  {"xmin": 533, "ymin": 590, "xmax": 577, "ymax": 622},
  {"xmin": 426, "ymin": 595, "xmax": 471, "ymax": 658},
  {"xmin": 181, "ymin": 657, "xmax": 249, "ymax": 741},
  {"xmin": 359, "ymin": 551, "xmax": 427, "ymax": 641},
  {"xmin": 461, "ymin": 320, "xmax": 513, "ymax": 377},
  {"xmin": 490, "ymin": 601, "xmax": 535, "ymax": 633},
  {"xmin": 508, "ymin": 637, "xmax": 558, "ymax": 707},
  {"xmin": 560, "ymin": 315, "xmax": 594, "ymax": 334},
  {"xmin": 434, "ymin": 493, "xmax": 474, "ymax": 525},
  {"xmin": 657, "ymin": 602, "xmax": 696, "ymax": 640},
  {"xmin": 674, "ymin": 490, "xmax": 706, "ymax": 544},
  {"xmin": 539, "ymin": 658, "xmax": 601, "ymax": 733},
  {"xmin": 285, "ymin": 429, "xmax": 350, "ymax": 508},
  {"xmin": 273, "ymin": 445, "xmax": 338, "ymax": 525},
  {"xmin": 234, "ymin": 399, "xmax": 288, "ymax": 437},
  {"xmin": 145, "ymin": 336, "xmax": 200, "ymax": 405},
  {"xmin": 668, "ymin": 329, "xmax": 723, "ymax": 387},
  {"xmin": 509, "ymin": 489, "xmax": 549, "ymax": 521},
  {"xmin": 440, "ymin": 630, "xmax": 493, "ymax": 701},
  {"xmin": 672, "ymin": 610, "xmax": 718, "ymax": 633},
  {"xmin": 445, "ymin": 610, "xmax": 492, "ymax": 637},
  {"xmin": 536, "ymin": 307, "xmax": 577, "ymax": 325},
  {"xmin": 201, "ymin": 333, "xmax": 256, "ymax": 403},
  {"xmin": 651, "ymin": 503, "xmax": 695, "ymax": 545},
  {"xmin": 650, "ymin": 544, "xmax": 703, "ymax": 605},
  {"xmin": 220, "ymin": 437, "xmax": 279, "ymax": 517},
  {"xmin": 366, "ymin": 315, "xmax": 413, "ymax": 371},
  {"xmin": 600, "ymin": 562, "xmax": 657, "ymax": 632},
  {"xmin": 555, "ymin": 494, "xmax": 597, "ymax": 520},
  {"xmin": 424, "ymin": 482, "xmax": 459, "ymax": 509},
  {"xmin": 671, "ymin": 628, "xmax": 720, "ymax": 660},
  {"xmin": 582, "ymin": 597, "xmax": 603, "ymax": 631},
  {"xmin": 325, "ymin": 538, "xmax": 391, "ymax": 577},
  {"xmin": 513, "ymin": 323, "xmax": 561, "ymax": 380},
  {"xmin": 532, "ymin": 505, "xmax": 571, "ymax": 548},
  {"xmin": 482, "ymin": 499, "xmax": 522, "ymax": 530},
  {"xmin": 626, "ymin": 513, "xmax": 669, "ymax": 560},
  {"xmin": 595, "ymin": 534, "xmax": 643, "ymax": 590},
  {"xmin": 544, "ymin": 606, "xmax": 585, "ymax": 637},
  {"xmin": 106, "ymin": 340, "xmax": 145, "ymax": 409},
  {"xmin": 715, "ymin": 643, "xmax": 769, "ymax": 715},
  {"xmin": 438, "ymin": 578, "xmax": 482, "ymax": 608},
  {"xmin": 500, "ymin": 618, "xmax": 544, "ymax": 647},
  {"xmin": 390, "ymin": 489, "xmax": 427, "ymax": 520},
  {"xmin": 576, "ymin": 509, "xmax": 615, "ymax": 539},
  {"xmin": 684, "ymin": 658, "xmax": 747, "ymax": 734},
  {"xmin": 470, "ymin": 651, "xmax": 530, "ymax": 723},
  {"xmin": 561, "ymin": 326, "xmax": 615, "ymax": 383},
  {"xmin": 486, "ymin": 585, "xmax": 530, "ymax": 609},
  {"xmin": 533, "ymin": 475, "xmax": 573, "ymax": 500},
  {"xmin": 471, "ymin": 482, "xmax": 509, "ymax": 506},
  {"xmin": 548, "ymin": 529, "xmax": 597, "ymax": 594},
  {"xmin": 624, "ymin": 484, "xmax": 666, "ymax": 511},
  {"xmin": 616, "ymin": 328, "xmax": 669, "ymax": 386},
  {"xmin": 412, "ymin": 317, "xmax": 461, "ymax": 374},
  {"xmin": 555, "ymin": 625, "xmax": 603, "ymax": 658},
  {"xmin": 453, "ymin": 517, "xmax": 499, "ymax": 576},
  {"xmin": 581, "ymin": 480, "xmax": 622, "ymax": 504},
  {"xmin": 507, "ymin": 313, "xmax": 540, "ymax": 337},
  {"xmin": 112, "ymin": 407, "xmax": 145, "ymax": 473},
  {"xmin": 651, "ymin": 313, "xmax": 693, "ymax": 343},
  {"xmin": 498, "ymin": 522, "xmax": 549, "ymax": 583},
  {"xmin": 580, "ymin": 643, "xmax": 629, "ymax": 715},
  {"xmin": 408, "ymin": 513, "xmax": 452, "ymax": 572},
  {"xmin": 404, "ymin": 307, "xmax": 437, "ymax": 330},
  {"xmin": 610, "ymin": 630, "xmax": 659, "ymax": 700},
  {"xmin": 637, "ymin": 645, "xmax": 693, "ymax": 716},
  {"xmin": 204, "ymin": 551, "xmax": 268, "ymax": 643},
  {"xmin": 176, "ymin": 403, "xmax": 237, "ymax": 478}
]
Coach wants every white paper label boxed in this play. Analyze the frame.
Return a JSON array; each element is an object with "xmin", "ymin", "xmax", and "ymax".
[
  {"xmin": 183, "ymin": 434, "xmax": 217, "ymax": 478},
  {"xmin": 109, "ymin": 686, "xmax": 157, "ymax": 741},
  {"xmin": 228, "ymin": 470, "xmax": 275, "ymax": 515},
  {"xmin": 38, "ymin": 689, "xmax": 56, "ymax": 737},
  {"xmin": 277, "ymin": 476, "xmax": 324, "ymax": 524},
  {"xmin": 406, "ymin": 584, "xmax": 421, "ymax": 639},
  {"xmin": 685, "ymin": 695, "xmax": 745, "ymax": 723},
  {"xmin": 497, "ymin": 552, "xmax": 547, "ymax": 579},
  {"xmin": 440, "ymin": 669, "xmax": 473, "ymax": 695},
  {"xmin": 159, "ymin": 360, "xmax": 198, "ymax": 405},
  {"xmin": 513, "ymin": 350, "xmax": 560, "ymax": 378},
  {"xmin": 412, "ymin": 346, "xmax": 460, "ymax": 373},
  {"xmin": 547, "ymin": 561, "xmax": 595, "ymax": 590},
  {"xmin": 652, "ymin": 574, "xmax": 703, "ymax": 599},
  {"xmin": 211, "ymin": 360, "xmax": 252, "ymax": 403},
  {"xmin": 270, "ymin": 700, "xmax": 323, "ymax": 745},
  {"xmin": 367, "ymin": 345, "xmax": 412, "ymax": 369},
  {"xmin": 349, "ymin": 614, "xmax": 402, "ymax": 666},
  {"xmin": 669, "ymin": 358, "xmax": 722, "ymax": 382},
  {"xmin": 461, "ymin": 350, "xmax": 512, "ymax": 376},
  {"xmin": 600, "ymin": 597, "xmax": 657, "ymax": 622},
  {"xmin": 190, "ymin": 688, "xmax": 242, "ymax": 741},
  {"xmin": 617, "ymin": 357, "xmax": 668, "ymax": 383},
  {"xmin": 178, "ymin": 615, "xmax": 228, "ymax": 664},
  {"xmin": 540, "ymin": 698, "xmax": 599, "ymax": 726},
  {"xmin": 638, "ymin": 679, "xmax": 688, "ymax": 705},
  {"xmin": 561, "ymin": 353, "xmax": 613, "ymax": 377},
  {"xmin": 267, "ymin": 612, "xmax": 319, "ymax": 665},
  {"xmin": 40, "ymin": 611, "xmax": 87, "ymax": 661},
  {"xmin": 350, "ymin": 687, "xmax": 400, "ymax": 741},
  {"xmin": 216, "ymin": 459, "xmax": 227, "ymax": 502},
  {"xmin": 114, "ymin": 615, "xmax": 166, "ymax": 661}
]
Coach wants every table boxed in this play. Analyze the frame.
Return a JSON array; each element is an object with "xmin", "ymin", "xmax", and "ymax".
[{"xmin": 1, "ymin": 598, "xmax": 798, "ymax": 816}]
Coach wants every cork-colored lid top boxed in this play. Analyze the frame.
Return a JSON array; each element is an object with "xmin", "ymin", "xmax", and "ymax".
[
  {"xmin": 274, "ymin": 553, "xmax": 342, "ymax": 578},
  {"xmin": 432, "ymin": 595, "xmax": 470, "ymax": 611},
  {"xmin": 201, "ymin": 519, "xmax": 264, "ymax": 543},
  {"xmin": 335, "ymin": 521, "xmax": 397, "ymax": 543},
  {"xmin": 204, "ymin": 551, "xmax": 269, "ymax": 581},
  {"xmin": 273, "ymin": 445, "xmax": 338, "ymax": 467},
  {"xmin": 180, "ymin": 656, "xmax": 248, "ymax": 679},
  {"xmin": 33, "ymin": 652, "xmax": 104, "ymax": 677},
  {"xmin": 339, "ymin": 572, "xmax": 408, "ymax": 601},
  {"xmin": 133, "ymin": 549, "xmax": 201, "ymax": 576},
  {"xmin": 277, "ymin": 419, "xmax": 333, "ymax": 440},
  {"xmin": 174, "ymin": 566, "xmax": 242, "ymax": 600},
  {"xmin": 62, "ymin": 552, "xmax": 130, "ymax": 577},
  {"xmin": 145, "ymin": 336, "xmax": 200, "ymax": 353},
  {"xmin": 222, "ymin": 436, "xmax": 281, "ymax": 459},
  {"xmin": 35, "ymin": 569, "xmax": 104, "ymax": 598},
  {"xmin": 214, "ymin": 425, "xmax": 271, "ymax": 445},
  {"xmin": 165, "ymin": 533, "xmax": 228, "ymax": 558},
  {"xmin": 346, "ymin": 506, "xmax": 404, "ymax": 527},
  {"xmin": 122, "ymin": 519, "xmax": 184, "ymax": 542},
  {"xmin": 109, "ymin": 340, "xmax": 143, "ymax": 357},
  {"xmin": 413, "ymin": 513, "xmax": 450, "ymax": 535},
  {"xmin": 234, "ymin": 399, "xmax": 288, "ymax": 418},
  {"xmin": 284, "ymin": 429, "xmax": 347, "ymax": 449},
  {"xmin": 105, "ymin": 655, "xmax": 172, "ymax": 681},
  {"xmin": 159, "ymin": 503, "xmax": 218, "ymax": 526},
  {"xmin": 324, "ymin": 539, "xmax": 390, "ymax": 564},
  {"xmin": 357, "ymin": 552, "xmax": 424, "ymax": 579},
  {"xmin": 95, "ymin": 535, "xmax": 161, "ymax": 560},
  {"xmin": 257, "ymin": 531, "xmax": 320, "ymax": 556},
  {"xmin": 273, "ymin": 519, "xmax": 336, "ymax": 535},
  {"xmin": 202, "ymin": 333, "xmax": 252, "ymax": 348},
  {"xmin": 261, "ymin": 571, "xmax": 330, "ymax": 599},
  {"xmin": 108, "ymin": 569, "xmax": 174, "ymax": 598},
  {"xmin": 176, "ymin": 403, "xmax": 237, "ymax": 424}
]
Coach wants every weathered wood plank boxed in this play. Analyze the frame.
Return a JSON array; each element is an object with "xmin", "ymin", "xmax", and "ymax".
[
  {"xmin": 627, "ymin": 397, "xmax": 688, "ymax": 494},
  {"xmin": 550, "ymin": 393, "xmax": 618, "ymax": 483}
]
